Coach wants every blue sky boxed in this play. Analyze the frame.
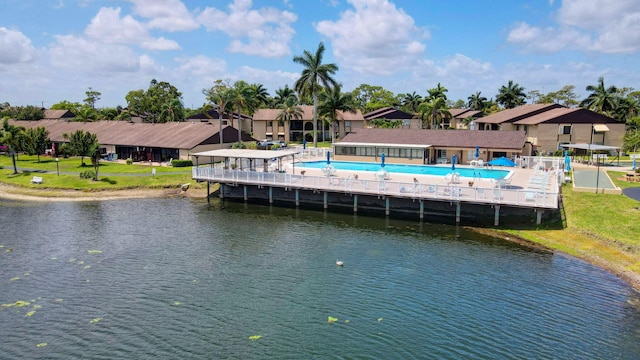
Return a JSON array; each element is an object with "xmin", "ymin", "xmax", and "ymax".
[{"xmin": 1, "ymin": 0, "xmax": 639, "ymax": 108}]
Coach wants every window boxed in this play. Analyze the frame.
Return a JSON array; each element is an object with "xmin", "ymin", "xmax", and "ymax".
[
  {"xmin": 559, "ymin": 125, "xmax": 571, "ymax": 135},
  {"xmin": 437, "ymin": 149, "xmax": 447, "ymax": 158}
]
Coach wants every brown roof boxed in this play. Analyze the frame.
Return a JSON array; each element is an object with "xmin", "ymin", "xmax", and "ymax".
[
  {"xmin": 363, "ymin": 107, "xmax": 414, "ymax": 120},
  {"xmin": 448, "ymin": 108, "xmax": 483, "ymax": 119},
  {"xmin": 10, "ymin": 119, "xmax": 251, "ymax": 149},
  {"xmin": 476, "ymin": 103, "xmax": 562, "ymax": 124},
  {"xmin": 339, "ymin": 128, "xmax": 526, "ymax": 150},
  {"xmin": 43, "ymin": 109, "xmax": 74, "ymax": 119},
  {"xmin": 253, "ymin": 105, "xmax": 364, "ymax": 121},
  {"xmin": 512, "ymin": 107, "xmax": 622, "ymax": 125}
]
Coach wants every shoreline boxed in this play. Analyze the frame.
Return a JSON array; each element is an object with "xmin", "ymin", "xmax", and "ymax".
[{"xmin": 1, "ymin": 183, "xmax": 638, "ymax": 292}]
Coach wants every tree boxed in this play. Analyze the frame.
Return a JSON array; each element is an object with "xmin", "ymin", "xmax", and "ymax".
[
  {"xmin": 51, "ymin": 100, "xmax": 82, "ymax": 114},
  {"xmin": 418, "ymin": 97, "xmax": 451, "ymax": 129},
  {"xmin": 91, "ymin": 146, "xmax": 101, "ymax": 181},
  {"xmin": 427, "ymin": 83, "xmax": 448, "ymax": 101},
  {"xmin": 276, "ymin": 95, "xmax": 304, "ymax": 141},
  {"xmin": 25, "ymin": 126, "xmax": 50, "ymax": 163},
  {"xmin": 1, "ymin": 117, "xmax": 26, "ymax": 174},
  {"xmin": 467, "ymin": 91, "xmax": 487, "ymax": 111},
  {"xmin": 537, "ymin": 85, "xmax": 579, "ymax": 107},
  {"xmin": 318, "ymin": 85, "xmax": 357, "ymax": 143},
  {"xmin": 401, "ymin": 92, "xmax": 423, "ymax": 113},
  {"xmin": 63, "ymin": 130, "xmax": 98, "ymax": 166},
  {"xmin": 84, "ymin": 87, "xmax": 101, "ymax": 108},
  {"xmin": 203, "ymin": 80, "xmax": 235, "ymax": 147},
  {"xmin": 293, "ymin": 42, "xmax": 339, "ymax": 148},
  {"xmin": 229, "ymin": 82, "xmax": 255, "ymax": 143},
  {"xmin": 100, "ymin": 107, "xmax": 119, "ymax": 120},
  {"xmin": 74, "ymin": 107, "xmax": 98, "ymax": 122},
  {"xmin": 125, "ymin": 79, "xmax": 183, "ymax": 123},
  {"xmin": 273, "ymin": 85, "xmax": 297, "ymax": 106},
  {"xmin": 158, "ymin": 98, "xmax": 185, "ymax": 123},
  {"xmin": 580, "ymin": 77, "xmax": 619, "ymax": 115},
  {"xmin": 351, "ymin": 84, "xmax": 397, "ymax": 113},
  {"xmin": 496, "ymin": 80, "xmax": 526, "ymax": 109},
  {"xmin": 250, "ymin": 83, "xmax": 269, "ymax": 109}
]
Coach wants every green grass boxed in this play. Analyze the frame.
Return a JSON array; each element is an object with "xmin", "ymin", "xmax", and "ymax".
[{"xmin": 0, "ymin": 154, "xmax": 195, "ymax": 190}]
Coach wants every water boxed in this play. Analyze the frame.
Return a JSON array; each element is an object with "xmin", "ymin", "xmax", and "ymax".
[
  {"xmin": 297, "ymin": 160, "xmax": 511, "ymax": 179},
  {"xmin": 1, "ymin": 198, "xmax": 639, "ymax": 359}
]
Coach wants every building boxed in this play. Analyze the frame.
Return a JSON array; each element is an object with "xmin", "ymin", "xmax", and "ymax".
[
  {"xmin": 448, "ymin": 108, "xmax": 484, "ymax": 129},
  {"xmin": 363, "ymin": 107, "xmax": 417, "ymax": 128},
  {"xmin": 10, "ymin": 119, "xmax": 253, "ymax": 162},
  {"xmin": 334, "ymin": 128, "xmax": 527, "ymax": 165},
  {"xmin": 252, "ymin": 105, "xmax": 365, "ymax": 143},
  {"xmin": 473, "ymin": 104, "xmax": 624, "ymax": 155},
  {"xmin": 186, "ymin": 109, "xmax": 252, "ymax": 134},
  {"xmin": 43, "ymin": 109, "xmax": 75, "ymax": 120}
]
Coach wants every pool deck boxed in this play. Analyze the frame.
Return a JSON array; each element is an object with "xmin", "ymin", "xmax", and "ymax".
[{"xmin": 193, "ymin": 156, "xmax": 561, "ymax": 211}]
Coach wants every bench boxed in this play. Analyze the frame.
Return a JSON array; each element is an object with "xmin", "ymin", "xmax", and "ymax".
[{"xmin": 31, "ymin": 176, "xmax": 43, "ymax": 184}]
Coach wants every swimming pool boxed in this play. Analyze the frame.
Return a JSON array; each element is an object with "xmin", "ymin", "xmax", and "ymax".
[{"xmin": 297, "ymin": 160, "xmax": 511, "ymax": 179}]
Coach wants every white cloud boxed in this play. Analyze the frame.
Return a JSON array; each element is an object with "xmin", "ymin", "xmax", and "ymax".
[
  {"xmin": 48, "ymin": 34, "xmax": 142, "ymax": 73},
  {"xmin": 197, "ymin": 0, "xmax": 297, "ymax": 57},
  {"xmin": 0, "ymin": 27, "xmax": 38, "ymax": 64},
  {"xmin": 315, "ymin": 0, "xmax": 428, "ymax": 75},
  {"xmin": 128, "ymin": 0, "xmax": 199, "ymax": 32},
  {"xmin": 85, "ymin": 7, "xmax": 180, "ymax": 50},
  {"xmin": 507, "ymin": 0, "xmax": 640, "ymax": 54}
]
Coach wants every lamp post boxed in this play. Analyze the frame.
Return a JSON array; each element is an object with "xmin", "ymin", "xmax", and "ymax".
[{"xmin": 55, "ymin": 158, "xmax": 59, "ymax": 176}]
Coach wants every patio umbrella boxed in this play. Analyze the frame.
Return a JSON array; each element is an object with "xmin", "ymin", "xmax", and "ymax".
[
  {"xmin": 303, "ymin": 139, "xmax": 306, "ymax": 150},
  {"xmin": 326, "ymin": 150, "xmax": 331, "ymax": 165},
  {"xmin": 564, "ymin": 150, "xmax": 571, "ymax": 172},
  {"xmin": 487, "ymin": 157, "xmax": 516, "ymax": 167},
  {"xmin": 474, "ymin": 146, "xmax": 480, "ymax": 159},
  {"xmin": 381, "ymin": 153, "xmax": 385, "ymax": 168},
  {"xmin": 451, "ymin": 154, "xmax": 457, "ymax": 171}
]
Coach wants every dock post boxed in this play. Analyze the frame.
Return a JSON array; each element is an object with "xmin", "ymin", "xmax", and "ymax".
[
  {"xmin": 324, "ymin": 192, "xmax": 328, "ymax": 209},
  {"xmin": 385, "ymin": 197, "xmax": 390, "ymax": 216},
  {"xmin": 207, "ymin": 182, "xmax": 210, "ymax": 204},
  {"xmin": 494, "ymin": 205, "xmax": 500, "ymax": 226},
  {"xmin": 219, "ymin": 183, "xmax": 223, "ymax": 199},
  {"xmin": 243, "ymin": 185, "xmax": 248, "ymax": 201},
  {"xmin": 456, "ymin": 202, "xmax": 461, "ymax": 224},
  {"xmin": 419, "ymin": 200, "xmax": 424, "ymax": 220},
  {"xmin": 536, "ymin": 209, "xmax": 542, "ymax": 225},
  {"xmin": 295, "ymin": 189, "xmax": 299, "ymax": 207},
  {"xmin": 353, "ymin": 194, "xmax": 358, "ymax": 213},
  {"xmin": 269, "ymin": 186, "xmax": 273, "ymax": 204}
]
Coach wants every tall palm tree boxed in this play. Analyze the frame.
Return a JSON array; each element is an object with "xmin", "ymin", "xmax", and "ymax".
[
  {"xmin": 204, "ymin": 82, "xmax": 235, "ymax": 147},
  {"xmin": 402, "ymin": 92, "xmax": 423, "ymax": 113},
  {"xmin": 418, "ymin": 97, "xmax": 451, "ymax": 129},
  {"xmin": 293, "ymin": 42, "xmax": 339, "ymax": 148},
  {"xmin": 229, "ymin": 84, "xmax": 254, "ymax": 144},
  {"xmin": 496, "ymin": 80, "xmax": 526, "ymax": 109},
  {"xmin": 274, "ymin": 85, "xmax": 297, "ymax": 106},
  {"xmin": 318, "ymin": 85, "xmax": 357, "ymax": 143},
  {"xmin": 74, "ymin": 107, "xmax": 98, "ymax": 122},
  {"xmin": 250, "ymin": 83, "xmax": 269, "ymax": 109},
  {"xmin": 427, "ymin": 83, "xmax": 448, "ymax": 101},
  {"xmin": 579, "ymin": 77, "xmax": 619, "ymax": 115},
  {"xmin": 467, "ymin": 91, "xmax": 487, "ymax": 111},
  {"xmin": 1, "ymin": 117, "xmax": 26, "ymax": 174},
  {"xmin": 158, "ymin": 98, "xmax": 184, "ymax": 123}
]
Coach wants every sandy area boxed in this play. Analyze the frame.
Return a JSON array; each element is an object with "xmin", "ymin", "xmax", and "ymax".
[{"xmin": 0, "ymin": 183, "xmax": 208, "ymax": 202}]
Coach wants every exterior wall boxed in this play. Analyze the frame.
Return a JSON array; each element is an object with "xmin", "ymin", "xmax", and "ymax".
[
  {"xmin": 535, "ymin": 123, "xmax": 625, "ymax": 154},
  {"xmin": 253, "ymin": 120, "xmax": 268, "ymax": 141},
  {"xmin": 335, "ymin": 155, "xmax": 426, "ymax": 165}
]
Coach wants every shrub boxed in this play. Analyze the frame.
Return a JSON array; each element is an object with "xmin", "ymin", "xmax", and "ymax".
[
  {"xmin": 171, "ymin": 159, "xmax": 193, "ymax": 167},
  {"xmin": 126, "ymin": 158, "xmax": 133, "ymax": 165},
  {"xmin": 79, "ymin": 170, "xmax": 95, "ymax": 179}
]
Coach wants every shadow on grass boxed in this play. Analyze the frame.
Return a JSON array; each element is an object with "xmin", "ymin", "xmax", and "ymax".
[{"xmin": 96, "ymin": 177, "xmax": 117, "ymax": 185}]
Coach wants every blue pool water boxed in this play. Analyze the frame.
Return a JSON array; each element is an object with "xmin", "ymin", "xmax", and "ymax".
[{"xmin": 297, "ymin": 160, "xmax": 511, "ymax": 179}]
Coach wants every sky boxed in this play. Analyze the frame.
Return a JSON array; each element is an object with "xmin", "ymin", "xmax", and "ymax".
[{"xmin": 1, "ymin": 0, "xmax": 639, "ymax": 109}]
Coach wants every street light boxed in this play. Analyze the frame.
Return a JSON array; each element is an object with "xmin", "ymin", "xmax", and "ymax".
[{"xmin": 55, "ymin": 158, "xmax": 59, "ymax": 176}]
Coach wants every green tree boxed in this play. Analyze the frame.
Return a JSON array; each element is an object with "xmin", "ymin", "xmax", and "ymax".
[
  {"xmin": 158, "ymin": 98, "xmax": 185, "ymax": 123},
  {"xmin": 25, "ymin": 126, "xmax": 50, "ymax": 163},
  {"xmin": 351, "ymin": 84, "xmax": 397, "ymax": 113},
  {"xmin": 418, "ymin": 97, "xmax": 451, "ymax": 129},
  {"xmin": 229, "ymin": 82, "xmax": 255, "ymax": 143},
  {"xmin": 51, "ymin": 100, "xmax": 82, "ymax": 114},
  {"xmin": 74, "ymin": 107, "xmax": 98, "ymax": 122},
  {"xmin": 293, "ymin": 42, "xmax": 339, "ymax": 148},
  {"xmin": 100, "ymin": 107, "xmax": 119, "ymax": 120},
  {"xmin": 276, "ymin": 95, "xmax": 304, "ymax": 141},
  {"xmin": 125, "ymin": 79, "xmax": 183, "ymax": 123},
  {"xmin": 467, "ymin": 91, "xmax": 487, "ymax": 111},
  {"xmin": 580, "ymin": 77, "xmax": 619, "ymax": 115},
  {"xmin": 427, "ymin": 83, "xmax": 448, "ymax": 102},
  {"xmin": 91, "ymin": 146, "xmax": 100, "ymax": 181},
  {"xmin": 401, "ymin": 91, "xmax": 423, "ymax": 113},
  {"xmin": 63, "ymin": 130, "xmax": 99, "ymax": 166},
  {"xmin": 203, "ymin": 80, "xmax": 235, "ymax": 147},
  {"xmin": 273, "ymin": 85, "xmax": 297, "ymax": 106},
  {"xmin": 496, "ymin": 80, "xmax": 526, "ymax": 109},
  {"xmin": 1, "ymin": 117, "xmax": 26, "ymax": 174},
  {"xmin": 84, "ymin": 87, "xmax": 101, "ymax": 109},
  {"xmin": 318, "ymin": 85, "xmax": 356, "ymax": 143},
  {"xmin": 369, "ymin": 118, "xmax": 403, "ymax": 128},
  {"xmin": 538, "ymin": 85, "xmax": 579, "ymax": 107}
]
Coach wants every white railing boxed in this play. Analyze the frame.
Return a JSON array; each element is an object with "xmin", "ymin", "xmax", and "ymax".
[{"xmin": 193, "ymin": 166, "xmax": 559, "ymax": 209}]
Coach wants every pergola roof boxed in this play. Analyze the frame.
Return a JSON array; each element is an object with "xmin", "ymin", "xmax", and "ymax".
[
  {"xmin": 562, "ymin": 143, "xmax": 620, "ymax": 151},
  {"xmin": 192, "ymin": 149, "xmax": 299, "ymax": 160}
]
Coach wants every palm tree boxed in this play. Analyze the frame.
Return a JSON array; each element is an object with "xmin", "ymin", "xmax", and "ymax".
[
  {"xmin": 318, "ymin": 85, "xmax": 357, "ymax": 143},
  {"xmin": 158, "ymin": 98, "xmax": 185, "ymax": 123},
  {"xmin": 402, "ymin": 92, "xmax": 423, "ymax": 113},
  {"xmin": 496, "ymin": 80, "xmax": 526, "ymax": 109},
  {"xmin": 467, "ymin": 91, "xmax": 487, "ymax": 111},
  {"xmin": 293, "ymin": 42, "xmax": 339, "ymax": 148},
  {"xmin": 250, "ymin": 83, "xmax": 269, "ymax": 109},
  {"xmin": 204, "ymin": 82, "xmax": 235, "ymax": 147},
  {"xmin": 418, "ymin": 97, "xmax": 451, "ymax": 129},
  {"xmin": 427, "ymin": 83, "xmax": 448, "ymax": 101},
  {"xmin": 229, "ymin": 84, "xmax": 254, "ymax": 144},
  {"xmin": 276, "ymin": 96, "xmax": 304, "ymax": 141},
  {"xmin": 274, "ymin": 85, "xmax": 297, "ymax": 106},
  {"xmin": 74, "ymin": 107, "xmax": 98, "ymax": 122},
  {"xmin": 580, "ymin": 77, "xmax": 619, "ymax": 115},
  {"xmin": 1, "ymin": 117, "xmax": 26, "ymax": 174}
]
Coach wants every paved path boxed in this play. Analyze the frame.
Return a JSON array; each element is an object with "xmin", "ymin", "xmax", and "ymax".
[{"xmin": 623, "ymin": 187, "xmax": 640, "ymax": 201}]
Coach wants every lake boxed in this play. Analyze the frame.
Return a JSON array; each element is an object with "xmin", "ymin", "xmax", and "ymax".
[{"xmin": 1, "ymin": 197, "xmax": 639, "ymax": 359}]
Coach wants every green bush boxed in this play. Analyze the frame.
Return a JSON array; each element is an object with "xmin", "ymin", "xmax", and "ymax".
[
  {"xmin": 171, "ymin": 159, "xmax": 193, "ymax": 167},
  {"xmin": 126, "ymin": 158, "xmax": 133, "ymax": 165},
  {"xmin": 79, "ymin": 170, "xmax": 95, "ymax": 179}
]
